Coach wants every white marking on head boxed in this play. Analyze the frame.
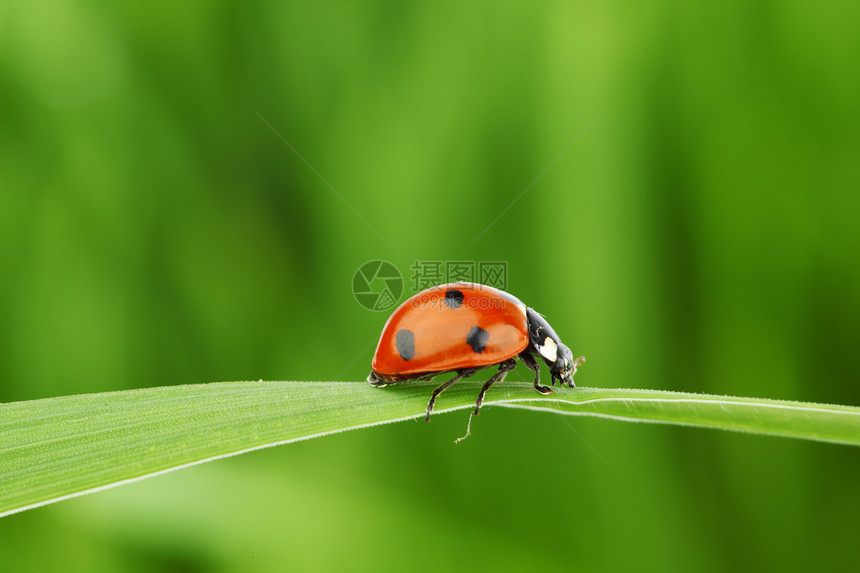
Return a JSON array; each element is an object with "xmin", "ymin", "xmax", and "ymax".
[{"xmin": 538, "ymin": 336, "xmax": 558, "ymax": 362}]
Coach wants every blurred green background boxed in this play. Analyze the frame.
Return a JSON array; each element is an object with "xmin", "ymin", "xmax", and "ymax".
[{"xmin": 2, "ymin": 0, "xmax": 859, "ymax": 571}]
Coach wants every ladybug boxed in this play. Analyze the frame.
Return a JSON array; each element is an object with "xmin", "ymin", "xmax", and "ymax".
[{"xmin": 367, "ymin": 282, "xmax": 584, "ymax": 421}]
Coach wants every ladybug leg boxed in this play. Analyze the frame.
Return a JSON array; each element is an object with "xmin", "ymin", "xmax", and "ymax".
[
  {"xmin": 519, "ymin": 351, "xmax": 553, "ymax": 395},
  {"xmin": 425, "ymin": 369, "xmax": 477, "ymax": 422},
  {"xmin": 474, "ymin": 359, "xmax": 517, "ymax": 415}
]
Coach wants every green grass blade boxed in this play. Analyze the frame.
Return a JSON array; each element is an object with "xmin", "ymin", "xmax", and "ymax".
[{"xmin": 2, "ymin": 381, "xmax": 859, "ymax": 517}]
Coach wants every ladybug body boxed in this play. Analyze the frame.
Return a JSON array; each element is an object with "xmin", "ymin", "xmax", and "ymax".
[{"xmin": 368, "ymin": 282, "xmax": 584, "ymax": 420}]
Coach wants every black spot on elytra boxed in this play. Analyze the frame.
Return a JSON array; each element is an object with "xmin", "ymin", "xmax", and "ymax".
[
  {"xmin": 444, "ymin": 289, "xmax": 464, "ymax": 309},
  {"xmin": 466, "ymin": 326, "xmax": 489, "ymax": 353},
  {"xmin": 395, "ymin": 329, "xmax": 415, "ymax": 361}
]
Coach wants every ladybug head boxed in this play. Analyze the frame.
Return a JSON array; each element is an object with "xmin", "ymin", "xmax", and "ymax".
[
  {"xmin": 550, "ymin": 343, "xmax": 577, "ymax": 387},
  {"xmin": 526, "ymin": 308, "xmax": 581, "ymax": 388}
]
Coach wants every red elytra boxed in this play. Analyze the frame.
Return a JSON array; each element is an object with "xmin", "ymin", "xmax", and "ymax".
[
  {"xmin": 371, "ymin": 283, "xmax": 528, "ymax": 376},
  {"xmin": 368, "ymin": 282, "xmax": 584, "ymax": 420}
]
